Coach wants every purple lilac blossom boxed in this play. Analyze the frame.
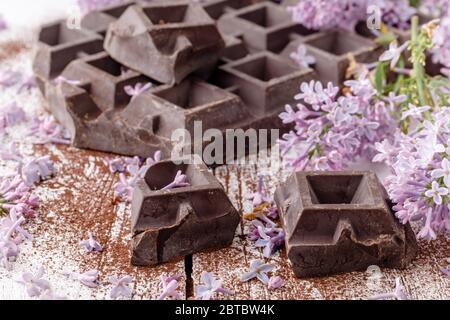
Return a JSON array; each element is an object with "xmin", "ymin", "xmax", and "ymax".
[
  {"xmin": 278, "ymin": 77, "xmax": 395, "ymax": 171},
  {"xmin": 29, "ymin": 115, "xmax": 71, "ymax": 145},
  {"xmin": 79, "ymin": 232, "xmax": 103, "ymax": 252},
  {"xmin": 195, "ymin": 272, "xmax": 233, "ymax": 300},
  {"xmin": 288, "ymin": 0, "xmax": 415, "ymax": 32},
  {"xmin": 64, "ymin": 269, "xmax": 100, "ymax": 288},
  {"xmin": 267, "ymin": 276, "xmax": 284, "ymax": 290},
  {"xmin": 370, "ymin": 277, "xmax": 409, "ymax": 300},
  {"xmin": 124, "ymin": 82, "xmax": 153, "ymax": 101},
  {"xmin": 158, "ymin": 274, "xmax": 182, "ymax": 300},
  {"xmin": 109, "ymin": 275, "xmax": 133, "ymax": 299},
  {"xmin": 161, "ymin": 170, "xmax": 190, "ymax": 190},
  {"xmin": 19, "ymin": 156, "xmax": 55, "ymax": 186},
  {"xmin": 245, "ymin": 175, "xmax": 270, "ymax": 207},
  {"xmin": 431, "ymin": 15, "xmax": 450, "ymax": 73},
  {"xmin": 373, "ymin": 108, "xmax": 450, "ymax": 239},
  {"xmin": 0, "ymin": 102, "xmax": 26, "ymax": 134},
  {"xmin": 240, "ymin": 259, "xmax": 275, "ymax": 285},
  {"xmin": 16, "ymin": 266, "xmax": 51, "ymax": 298}
]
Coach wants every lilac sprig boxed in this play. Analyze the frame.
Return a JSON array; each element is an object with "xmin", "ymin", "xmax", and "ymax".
[
  {"xmin": 0, "ymin": 174, "xmax": 39, "ymax": 219},
  {"xmin": 288, "ymin": 0, "xmax": 415, "ymax": 31},
  {"xmin": 279, "ymin": 78, "xmax": 395, "ymax": 171},
  {"xmin": 373, "ymin": 108, "xmax": 450, "ymax": 239}
]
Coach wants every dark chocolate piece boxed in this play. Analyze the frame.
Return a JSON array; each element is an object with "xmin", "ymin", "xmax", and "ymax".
[
  {"xmin": 104, "ymin": 1, "xmax": 225, "ymax": 84},
  {"xmin": 36, "ymin": 0, "xmax": 385, "ymax": 161},
  {"xmin": 218, "ymin": 2, "xmax": 314, "ymax": 52},
  {"xmin": 280, "ymin": 30, "xmax": 381, "ymax": 85},
  {"xmin": 131, "ymin": 156, "xmax": 240, "ymax": 266},
  {"xmin": 32, "ymin": 20, "xmax": 104, "ymax": 96},
  {"xmin": 274, "ymin": 171, "xmax": 418, "ymax": 278}
]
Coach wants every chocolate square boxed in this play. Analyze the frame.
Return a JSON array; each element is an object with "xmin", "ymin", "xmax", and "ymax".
[
  {"xmin": 131, "ymin": 156, "xmax": 240, "ymax": 265},
  {"xmin": 104, "ymin": 0, "xmax": 225, "ymax": 84},
  {"xmin": 274, "ymin": 171, "xmax": 418, "ymax": 278}
]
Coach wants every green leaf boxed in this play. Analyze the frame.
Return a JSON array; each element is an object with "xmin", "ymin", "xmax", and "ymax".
[{"xmin": 375, "ymin": 63, "xmax": 386, "ymax": 94}]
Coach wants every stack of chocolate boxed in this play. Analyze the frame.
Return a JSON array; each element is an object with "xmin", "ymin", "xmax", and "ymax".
[
  {"xmin": 33, "ymin": 0, "xmax": 381, "ymax": 159},
  {"xmin": 33, "ymin": 0, "xmax": 418, "ymax": 276}
]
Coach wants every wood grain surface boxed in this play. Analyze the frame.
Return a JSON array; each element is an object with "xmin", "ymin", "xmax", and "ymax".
[{"xmin": 0, "ymin": 41, "xmax": 448, "ymax": 300}]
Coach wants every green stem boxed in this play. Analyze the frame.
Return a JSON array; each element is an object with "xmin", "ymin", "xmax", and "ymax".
[{"xmin": 411, "ymin": 16, "xmax": 428, "ymax": 106}]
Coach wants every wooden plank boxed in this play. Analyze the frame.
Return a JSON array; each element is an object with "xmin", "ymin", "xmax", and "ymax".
[
  {"xmin": 192, "ymin": 152, "xmax": 449, "ymax": 300},
  {"xmin": 0, "ymin": 41, "xmax": 448, "ymax": 301}
]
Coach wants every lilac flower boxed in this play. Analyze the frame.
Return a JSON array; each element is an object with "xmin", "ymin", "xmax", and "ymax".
[
  {"xmin": 374, "ymin": 108, "xmax": 450, "ymax": 238},
  {"xmin": 124, "ymin": 82, "xmax": 153, "ymax": 101},
  {"xmin": 379, "ymin": 41, "xmax": 410, "ymax": 70},
  {"xmin": 279, "ymin": 79, "xmax": 394, "ymax": 172},
  {"xmin": 240, "ymin": 259, "xmax": 275, "ymax": 285},
  {"xmin": 267, "ymin": 276, "xmax": 284, "ymax": 290},
  {"xmin": 17, "ymin": 75, "xmax": 37, "ymax": 94},
  {"xmin": 431, "ymin": 15, "xmax": 450, "ymax": 71},
  {"xmin": 64, "ymin": 269, "xmax": 100, "ymax": 288},
  {"xmin": 370, "ymin": 277, "xmax": 409, "ymax": 300},
  {"xmin": 16, "ymin": 266, "xmax": 51, "ymax": 298},
  {"xmin": 432, "ymin": 158, "xmax": 450, "ymax": 188},
  {"xmin": 289, "ymin": 45, "xmax": 316, "ymax": 69},
  {"xmin": 53, "ymin": 76, "xmax": 81, "ymax": 86},
  {"xmin": 440, "ymin": 267, "xmax": 450, "ymax": 278},
  {"xmin": 19, "ymin": 156, "xmax": 55, "ymax": 186},
  {"xmin": 161, "ymin": 171, "xmax": 190, "ymax": 190},
  {"xmin": 29, "ymin": 115, "xmax": 70, "ymax": 145},
  {"xmin": 0, "ymin": 15, "xmax": 7, "ymax": 31},
  {"xmin": 114, "ymin": 173, "xmax": 137, "ymax": 202},
  {"xmin": 195, "ymin": 272, "xmax": 233, "ymax": 300},
  {"xmin": 40, "ymin": 289, "xmax": 67, "ymax": 300},
  {"xmin": 0, "ymin": 102, "xmax": 26, "ymax": 132},
  {"xmin": 0, "ymin": 143, "xmax": 22, "ymax": 162},
  {"xmin": 254, "ymin": 226, "xmax": 285, "ymax": 258},
  {"xmin": 105, "ymin": 158, "xmax": 126, "ymax": 173},
  {"xmin": 288, "ymin": 0, "xmax": 415, "ymax": 31},
  {"xmin": 109, "ymin": 275, "xmax": 133, "ymax": 300},
  {"xmin": 401, "ymin": 104, "xmax": 431, "ymax": 120},
  {"xmin": 425, "ymin": 181, "xmax": 448, "ymax": 206},
  {"xmin": 158, "ymin": 274, "xmax": 182, "ymax": 300},
  {"xmin": 0, "ymin": 174, "xmax": 38, "ymax": 219},
  {"xmin": 0, "ymin": 70, "xmax": 21, "ymax": 87},
  {"xmin": 79, "ymin": 232, "xmax": 102, "ymax": 253},
  {"xmin": 246, "ymin": 175, "xmax": 269, "ymax": 207}
]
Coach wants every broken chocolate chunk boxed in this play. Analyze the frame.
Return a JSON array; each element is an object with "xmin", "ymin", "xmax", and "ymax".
[
  {"xmin": 131, "ymin": 156, "xmax": 240, "ymax": 266},
  {"xmin": 274, "ymin": 171, "xmax": 418, "ymax": 278},
  {"xmin": 104, "ymin": 1, "xmax": 226, "ymax": 84}
]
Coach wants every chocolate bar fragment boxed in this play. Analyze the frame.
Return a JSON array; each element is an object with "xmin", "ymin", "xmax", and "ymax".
[
  {"xmin": 274, "ymin": 171, "xmax": 418, "ymax": 278},
  {"xmin": 280, "ymin": 30, "xmax": 381, "ymax": 85},
  {"xmin": 218, "ymin": 2, "xmax": 314, "ymax": 52},
  {"xmin": 45, "ymin": 51, "xmax": 174, "ymax": 157},
  {"xmin": 32, "ymin": 20, "xmax": 104, "ymax": 96},
  {"xmin": 131, "ymin": 156, "xmax": 240, "ymax": 266},
  {"xmin": 81, "ymin": 1, "xmax": 136, "ymax": 36},
  {"xmin": 104, "ymin": 0, "xmax": 225, "ymax": 84}
]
